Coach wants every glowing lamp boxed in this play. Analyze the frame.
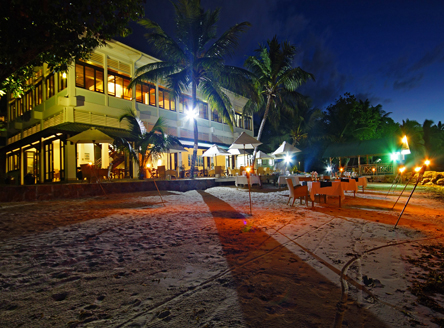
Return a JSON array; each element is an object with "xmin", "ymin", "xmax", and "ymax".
[
  {"xmin": 414, "ymin": 167, "xmax": 421, "ymax": 172},
  {"xmin": 425, "ymin": 159, "xmax": 430, "ymax": 166},
  {"xmin": 185, "ymin": 106, "xmax": 198, "ymax": 120},
  {"xmin": 88, "ymin": 162, "xmax": 92, "ymax": 166},
  {"xmin": 285, "ymin": 154, "xmax": 291, "ymax": 164},
  {"xmin": 327, "ymin": 166, "xmax": 332, "ymax": 172},
  {"xmin": 399, "ymin": 167, "xmax": 406, "ymax": 173},
  {"xmin": 390, "ymin": 153, "xmax": 399, "ymax": 161},
  {"xmin": 246, "ymin": 167, "xmax": 251, "ymax": 173},
  {"xmin": 340, "ymin": 167, "xmax": 344, "ymax": 172},
  {"xmin": 146, "ymin": 163, "xmax": 151, "ymax": 168},
  {"xmin": 372, "ymin": 167, "xmax": 376, "ymax": 172},
  {"xmin": 402, "ymin": 135, "xmax": 407, "ymax": 144},
  {"xmin": 62, "ymin": 72, "xmax": 67, "ymax": 79}
]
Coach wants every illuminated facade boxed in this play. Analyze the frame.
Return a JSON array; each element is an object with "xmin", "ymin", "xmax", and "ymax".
[{"xmin": 1, "ymin": 40, "xmax": 253, "ymax": 185}]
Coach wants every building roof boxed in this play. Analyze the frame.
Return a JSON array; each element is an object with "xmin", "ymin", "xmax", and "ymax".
[{"xmin": 322, "ymin": 138, "xmax": 401, "ymax": 158}]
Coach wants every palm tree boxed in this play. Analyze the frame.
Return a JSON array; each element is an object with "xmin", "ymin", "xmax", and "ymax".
[
  {"xmin": 243, "ymin": 36, "xmax": 314, "ymax": 163},
  {"xmin": 116, "ymin": 109, "xmax": 181, "ymax": 179},
  {"xmin": 128, "ymin": 0, "xmax": 252, "ymax": 178}
]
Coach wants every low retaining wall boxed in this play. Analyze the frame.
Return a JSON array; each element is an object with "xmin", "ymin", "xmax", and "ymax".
[{"xmin": 0, "ymin": 179, "xmax": 217, "ymax": 202}]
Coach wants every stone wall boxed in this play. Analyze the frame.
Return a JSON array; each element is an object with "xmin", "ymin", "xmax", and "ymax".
[{"xmin": 0, "ymin": 179, "xmax": 217, "ymax": 202}]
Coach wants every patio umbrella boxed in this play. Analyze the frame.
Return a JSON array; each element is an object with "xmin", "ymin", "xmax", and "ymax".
[
  {"xmin": 272, "ymin": 141, "xmax": 301, "ymax": 157},
  {"xmin": 67, "ymin": 127, "xmax": 114, "ymax": 144},
  {"xmin": 202, "ymin": 144, "xmax": 230, "ymax": 166},
  {"xmin": 229, "ymin": 132, "xmax": 262, "ymax": 215},
  {"xmin": 256, "ymin": 150, "xmax": 275, "ymax": 159}
]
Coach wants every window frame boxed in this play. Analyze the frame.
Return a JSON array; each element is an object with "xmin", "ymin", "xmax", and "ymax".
[
  {"xmin": 107, "ymin": 69, "xmax": 131, "ymax": 100},
  {"xmin": 75, "ymin": 61, "xmax": 104, "ymax": 93}
]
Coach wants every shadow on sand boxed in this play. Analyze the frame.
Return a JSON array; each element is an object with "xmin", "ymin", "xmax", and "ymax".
[{"xmin": 198, "ymin": 190, "xmax": 388, "ymax": 327}]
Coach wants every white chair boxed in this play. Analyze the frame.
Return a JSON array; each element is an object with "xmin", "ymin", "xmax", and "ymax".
[{"xmin": 286, "ymin": 178, "xmax": 309, "ymax": 207}]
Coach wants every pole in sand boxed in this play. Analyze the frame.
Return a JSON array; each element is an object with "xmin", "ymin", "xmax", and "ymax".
[
  {"xmin": 246, "ymin": 166, "xmax": 252, "ymax": 215},
  {"xmin": 394, "ymin": 164, "xmax": 426, "ymax": 229},
  {"xmin": 147, "ymin": 164, "xmax": 165, "ymax": 207},
  {"xmin": 392, "ymin": 167, "xmax": 419, "ymax": 209},
  {"xmin": 385, "ymin": 173, "xmax": 399, "ymax": 197}
]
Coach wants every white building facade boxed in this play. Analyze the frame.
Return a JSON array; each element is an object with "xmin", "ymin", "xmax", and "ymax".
[{"xmin": 1, "ymin": 41, "xmax": 254, "ymax": 185}]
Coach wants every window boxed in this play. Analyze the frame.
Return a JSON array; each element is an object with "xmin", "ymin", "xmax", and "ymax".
[
  {"xmin": 75, "ymin": 61, "xmax": 104, "ymax": 93},
  {"xmin": 179, "ymin": 94, "xmax": 192, "ymax": 113},
  {"xmin": 17, "ymin": 98, "xmax": 24, "ymax": 116},
  {"xmin": 188, "ymin": 154, "xmax": 203, "ymax": 166},
  {"xmin": 159, "ymin": 87, "xmax": 175, "ymax": 111},
  {"xmin": 245, "ymin": 116, "xmax": 252, "ymax": 130},
  {"xmin": 211, "ymin": 109, "xmax": 222, "ymax": 123},
  {"xmin": 46, "ymin": 72, "xmax": 55, "ymax": 99},
  {"xmin": 58, "ymin": 72, "xmax": 67, "ymax": 91},
  {"xmin": 108, "ymin": 69, "xmax": 131, "ymax": 100},
  {"xmin": 35, "ymin": 81, "xmax": 43, "ymax": 106},
  {"xmin": 135, "ymin": 82, "xmax": 156, "ymax": 106},
  {"xmin": 235, "ymin": 113, "xmax": 243, "ymax": 128},
  {"xmin": 7, "ymin": 152, "xmax": 20, "ymax": 172},
  {"xmin": 9, "ymin": 101, "xmax": 16, "ymax": 120},
  {"xmin": 197, "ymin": 101, "xmax": 208, "ymax": 120},
  {"xmin": 25, "ymin": 90, "xmax": 33, "ymax": 112}
]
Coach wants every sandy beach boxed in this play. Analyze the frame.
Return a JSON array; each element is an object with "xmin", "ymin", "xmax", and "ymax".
[{"xmin": 0, "ymin": 183, "xmax": 443, "ymax": 327}]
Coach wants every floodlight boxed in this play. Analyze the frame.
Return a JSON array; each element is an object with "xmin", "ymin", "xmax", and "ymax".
[
  {"xmin": 185, "ymin": 106, "xmax": 198, "ymax": 120},
  {"xmin": 327, "ymin": 166, "xmax": 332, "ymax": 172},
  {"xmin": 285, "ymin": 154, "xmax": 292, "ymax": 164}
]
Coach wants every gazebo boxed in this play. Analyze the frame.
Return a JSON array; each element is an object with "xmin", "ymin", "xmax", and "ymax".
[{"xmin": 322, "ymin": 138, "xmax": 410, "ymax": 176}]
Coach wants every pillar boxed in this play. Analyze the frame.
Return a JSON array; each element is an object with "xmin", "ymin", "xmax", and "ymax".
[{"xmin": 65, "ymin": 140, "xmax": 77, "ymax": 181}]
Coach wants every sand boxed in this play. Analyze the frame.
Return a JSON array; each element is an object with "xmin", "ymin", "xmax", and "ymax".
[{"xmin": 0, "ymin": 183, "xmax": 443, "ymax": 327}]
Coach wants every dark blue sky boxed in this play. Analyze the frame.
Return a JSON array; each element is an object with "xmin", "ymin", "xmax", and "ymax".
[{"xmin": 117, "ymin": 0, "xmax": 444, "ymax": 124}]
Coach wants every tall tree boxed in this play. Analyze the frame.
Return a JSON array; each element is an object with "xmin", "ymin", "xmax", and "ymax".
[
  {"xmin": 129, "ymin": 0, "xmax": 252, "ymax": 178},
  {"xmin": 1, "ymin": 0, "xmax": 145, "ymax": 97},
  {"xmin": 116, "ymin": 110, "xmax": 181, "ymax": 179},
  {"xmin": 243, "ymin": 36, "xmax": 314, "ymax": 163}
]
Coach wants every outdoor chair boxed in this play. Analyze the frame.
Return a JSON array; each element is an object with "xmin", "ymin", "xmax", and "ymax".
[
  {"xmin": 157, "ymin": 165, "xmax": 166, "ymax": 179},
  {"xmin": 286, "ymin": 178, "xmax": 309, "ymax": 207},
  {"xmin": 215, "ymin": 166, "xmax": 222, "ymax": 177},
  {"xmin": 257, "ymin": 167, "xmax": 265, "ymax": 175},
  {"xmin": 299, "ymin": 176, "xmax": 313, "ymax": 182},
  {"xmin": 166, "ymin": 169, "xmax": 177, "ymax": 179}
]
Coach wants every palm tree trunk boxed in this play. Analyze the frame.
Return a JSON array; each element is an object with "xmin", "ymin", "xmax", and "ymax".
[
  {"xmin": 251, "ymin": 95, "xmax": 272, "ymax": 167},
  {"xmin": 190, "ymin": 81, "xmax": 198, "ymax": 179}
]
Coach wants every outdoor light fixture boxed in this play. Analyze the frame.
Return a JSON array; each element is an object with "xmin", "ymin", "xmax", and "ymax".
[
  {"xmin": 246, "ymin": 167, "xmax": 251, "ymax": 173},
  {"xmin": 425, "ymin": 159, "xmax": 431, "ymax": 166},
  {"xmin": 62, "ymin": 72, "xmax": 67, "ymax": 79},
  {"xmin": 402, "ymin": 135, "xmax": 407, "ymax": 143},
  {"xmin": 185, "ymin": 106, "xmax": 198, "ymax": 120},
  {"xmin": 340, "ymin": 167, "xmax": 344, "ymax": 172},
  {"xmin": 414, "ymin": 167, "xmax": 421, "ymax": 172},
  {"xmin": 146, "ymin": 163, "xmax": 151, "ymax": 168},
  {"xmin": 399, "ymin": 167, "xmax": 406, "ymax": 173},
  {"xmin": 327, "ymin": 166, "xmax": 332, "ymax": 172},
  {"xmin": 88, "ymin": 162, "xmax": 92, "ymax": 166},
  {"xmin": 391, "ymin": 152, "xmax": 400, "ymax": 161},
  {"xmin": 285, "ymin": 154, "xmax": 291, "ymax": 164}
]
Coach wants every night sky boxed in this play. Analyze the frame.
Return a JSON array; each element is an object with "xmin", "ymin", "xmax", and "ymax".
[{"xmin": 117, "ymin": 0, "xmax": 444, "ymax": 124}]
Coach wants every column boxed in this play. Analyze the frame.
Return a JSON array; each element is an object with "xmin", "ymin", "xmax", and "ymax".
[{"xmin": 65, "ymin": 139, "xmax": 77, "ymax": 181}]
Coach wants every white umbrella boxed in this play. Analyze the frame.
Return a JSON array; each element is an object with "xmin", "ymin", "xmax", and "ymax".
[
  {"xmin": 229, "ymin": 132, "xmax": 262, "ymax": 150},
  {"xmin": 67, "ymin": 128, "xmax": 114, "ymax": 144},
  {"xmin": 202, "ymin": 144, "xmax": 230, "ymax": 167},
  {"xmin": 272, "ymin": 141, "xmax": 301, "ymax": 156}
]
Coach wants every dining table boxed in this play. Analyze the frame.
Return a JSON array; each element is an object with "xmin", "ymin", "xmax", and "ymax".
[
  {"xmin": 307, "ymin": 181, "xmax": 345, "ymax": 208},
  {"xmin": 339, "ymin": 178, "xmax": 358, "ymax": 196},
  {"xmin": 235, "ymin": 175, "xmax": 261, "ymax": 187}
]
